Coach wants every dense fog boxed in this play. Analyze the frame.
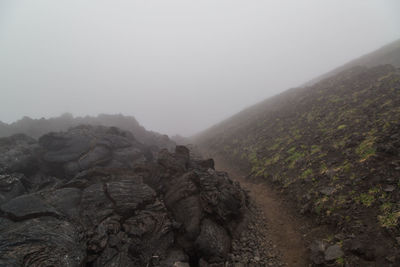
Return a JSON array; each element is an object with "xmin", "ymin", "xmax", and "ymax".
[{"xmin": 0, "ymin": 0, "xmax": 399, "ymax": 136}]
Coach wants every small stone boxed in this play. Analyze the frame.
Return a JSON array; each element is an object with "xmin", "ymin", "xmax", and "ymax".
[
  {"xmin": 310, "ymin": 240, "xmax": 326, "ymax": 265},
  {"xmin": 324, "ymin": 244, "xmax": 344, "ymax": 261},
  {"xmin": 334, "ymin": 233, "xmax": 345, "ymax": 241},
  {"xmin": 254, "ymin": 256, "xmax": 260, "ymax": 262},
  {"xmin": 384, "ymin": 185, "xmax": 395, "ymax": 192},
  {"xmin": 173, "ymin": 262, "xmax": 190, "ymax": 267},
  {"xmin": 320, "ymin": 186, "xmax": 335, "ymax": 195}
]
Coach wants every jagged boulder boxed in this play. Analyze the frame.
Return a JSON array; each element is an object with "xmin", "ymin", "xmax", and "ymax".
[
  {"xmin": 195, "ymin": 219, "xmax": 231, "ymax": 262},
  {"xmin": 0, "ymin": 134, "xmax": 39, "ymax": 175},
  {"xmin": 39, "ymin": 125, "xmax": 152, "ymax": 176}
]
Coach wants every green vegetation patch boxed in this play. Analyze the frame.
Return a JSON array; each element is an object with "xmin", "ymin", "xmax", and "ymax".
[
  {"xmin": 355, "ymin": 193, "xmax": 375, "ymax": 207},
  {"xmin": 378, "ymin": 210, "xmax": 400, "ymax": 229},
  {"xmin": 265, "ymin": 154, "xmax": 280, "ymax": 166},
  {"xmin": 356, "ymin": 136, "xmax": 376, "ymax": 160},
  {"xmin": 284, "ymin": 146, "xmax": 306, "ymax": 168},
  {"xmin": 310, "ymin": 145, "xmax": 321, "ymax": 155},
  {"xmin": 301, "ymin": 168, "xmax": 313, "ymax": 179},
  {"xmin": 285, "ymin": 150, "xmax": 305, "ymax": 168}
]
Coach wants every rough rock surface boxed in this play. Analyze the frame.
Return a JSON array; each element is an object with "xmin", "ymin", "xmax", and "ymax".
[
  {"xmin": 0, "ymin": 134, "xmax": 39, "ymax": 175},
  {"xmin": 0, "ymin": 113, "xmax": 176, "ymax": 151},
  {"xmin": 0, "ymin": 126, "xmax": 256, "ymax": 266},
  {"xmin": 38, "ymin": 125, "xmax": 153, "ymax": 176}
]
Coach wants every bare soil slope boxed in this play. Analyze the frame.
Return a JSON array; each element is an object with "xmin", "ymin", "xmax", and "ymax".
[{"xmin": 195, "ymin": 65, "xmax": 400, "ymax": 266}]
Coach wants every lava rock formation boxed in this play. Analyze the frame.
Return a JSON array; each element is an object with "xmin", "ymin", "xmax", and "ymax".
[{"xmin": 0, "ymin": 125, "xmax": 248, "ymax": 266}]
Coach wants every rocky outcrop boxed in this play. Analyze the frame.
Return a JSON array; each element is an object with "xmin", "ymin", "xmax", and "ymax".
[
  {"xmin": 0, "ymin": 134, "xmax": 39, "ymax": 175},
  {"xmin": 0, "ymin": 126, "xmax": 249, "ymax": 266},
  {"xmin": 0, "ymin": 113, "xmax": 176, "ymax": 151},
  {"xmin": 38, "ymin": 125, "xmax": 152, "ymax": 176}
]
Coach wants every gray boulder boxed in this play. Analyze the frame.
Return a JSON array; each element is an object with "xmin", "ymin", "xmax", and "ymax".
[
  {"xmin": 195, "ymin": 219, "xmax": 231, "ymax": 262},
  {"xmin": 39, "ymin": 125, "xmax": 152, "ymax": 176},
  {"xmin": 325, "ymin": 244, "xmax": 344, "ymax": 261},
  {"xmin": 0, "ymin": 134, "xmax": 39, "ymax": 175},
  {"xmin": 107, "ymin": 179, "xmax": 156, "ymax": 218}
]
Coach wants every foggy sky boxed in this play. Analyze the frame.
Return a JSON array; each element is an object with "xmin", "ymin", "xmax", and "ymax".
[{"xmin": 0, "ymin": 1, "xmax": 399, "ymax": 136}]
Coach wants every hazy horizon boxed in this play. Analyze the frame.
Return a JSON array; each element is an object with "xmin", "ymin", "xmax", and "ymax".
[{"xmin": 1, "ymin": 0, "xmax": 399, "ymax": 136}]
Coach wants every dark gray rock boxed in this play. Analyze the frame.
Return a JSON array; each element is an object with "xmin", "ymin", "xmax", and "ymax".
[
  {"xmin": 23, "ymin": 173, "xmax": 62, "ymax": 192},
  {"xmin": 161, "ymin": 249, "xmax": 189, "ymax": 266},
  {"xmin": 43, "ymin": 187, "xmax": 82, "ymax": 218},
  {"xmin": 108, "ymin": 146, "xmax": 146, "ymax": 168},
  {"xmin": 0, "ymin": 126, "xmax": 248, "ymax": 266},
  {"xmin": 158, "ymin": 147, "xmax": 189, "ymax": 174},
  {"xmin": 78, "ymin": 145, "xmax": 111, "ymax": 170},
  {"xmin": 125, "ymin": 202, "xmax": 174, "ymax": 264},
  {"xmin": 310, "ymin": 240, "xmax": 327, "ymax": 265},
  {"xmin": 40, "ymin": 132, "xmax": 92, "ymax": 163},
  {"xmin": 199, "ymin": 169, "xmax": 247, "ymax": 223},
  {"xmin": 172, "ymin": 262, "xmax": 190, "ymax": 267},
  {"xmin": 0, "ymin": 174, "xmax": 26, "ymax": 205},
  {"xmin": 324, "ymin": 244, "xmax": 344, "ymax": 261},
  {"xmin": 164, "ymin": 171, "xmax": 203, "ymax": 240},
  {"xmin": 195, "ymin": 219, "xmax": 231, "ymax": 262},
  {"xmin": 80, "ymin": 183, "xmax": 114, "ymax": 227},
  {"xmin": 383, "ymin": 185, "xmax": 395, "ymax": 192},
  {"xmin": 0, "ymin": 217, "xmax": 85, "ymax": 266},
  {"xmin": 319, "ymin": 186, "xmax": 335, "ymax": 196},
  {"xmin": 0, "ymin": 134, "xmax": 39, "ymax": 175},
  {"xmin": 107, "ymin": 179, "xmax": 156, "ymax": 218},
  {"xmin": 0, "ymin": 193, "xmax": 60, "ymax": 220},
  {"xmin": 346, "ymin": 237, "xmax": 376, "ymax": 261},
  {"xmin": 39, "ymin": 125, "xmax": 152, "ymax": 176},
  {"xmin": 193, "ymin": 158, "xmax": 215, "ymax": 170}
]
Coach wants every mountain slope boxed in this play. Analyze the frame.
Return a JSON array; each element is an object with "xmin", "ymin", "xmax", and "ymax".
[
  {"xmin": 305, "ymin": 38, "xmax": 400, "ymax": 86},
  {"xmin": 195, "ymin": 64, "xmax": 400, "ymax": 265}
]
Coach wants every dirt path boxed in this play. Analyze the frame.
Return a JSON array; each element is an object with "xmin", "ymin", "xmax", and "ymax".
[{"xmin": 209, "ymin": 154, "xmax": 311, "ymax": 267}]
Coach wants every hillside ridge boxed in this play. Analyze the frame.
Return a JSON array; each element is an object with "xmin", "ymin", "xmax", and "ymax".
[
  {"xmin": 195, "ymin": 64, "xmax": 400, "ymax": 266},
  {"xmin": 305, "ymin": 38, "xmax": 400, "ymax": 86}
]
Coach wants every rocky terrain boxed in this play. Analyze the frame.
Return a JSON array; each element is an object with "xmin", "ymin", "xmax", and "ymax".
[
  {"xmin": 0, "ymin": 113, "xmax": 175, "ymax": 151},
  {"xmin": 2, "ymin": 39, "xmax": 399, "ymax": 267},
  {"xmin": 195, "ymin": 64, "xmax": 400, "ymax": 266},
  {"xmin": 0, "ymin": 125, "xmax": 279, "ymax": 266}
]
